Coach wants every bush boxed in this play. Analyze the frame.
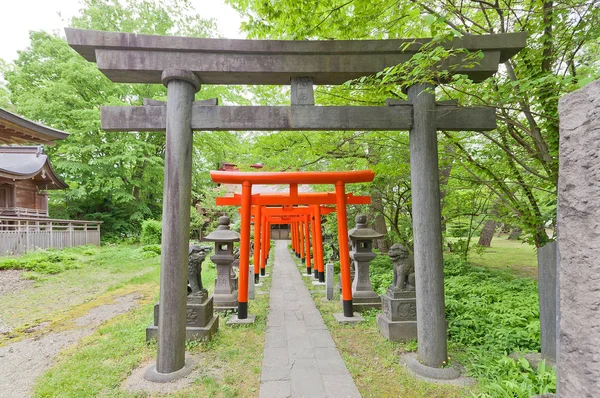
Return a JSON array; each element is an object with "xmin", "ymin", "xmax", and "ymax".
[
  {"xmin": 0, "ymin": 250, "xmax": 81, "ymax": 274},
  {"xmin": 140, "ymin": 244, "xmax": 161, "ymax": 258},
  {"xmin": 368, "ymin": 252, "xmax": 394, "ymax": 295},
  {"xmin": 140, "ymin": 219, "xmax": 162, "ymax": 245}
]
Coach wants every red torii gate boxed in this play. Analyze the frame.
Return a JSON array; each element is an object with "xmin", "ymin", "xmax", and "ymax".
[
  {"xmin": 211, "ymin": 170, "xmax": 374, "ymax": 319},
  {"xmin": 249, "ymin": 205, "xmax": 338, "ymax": 282}
]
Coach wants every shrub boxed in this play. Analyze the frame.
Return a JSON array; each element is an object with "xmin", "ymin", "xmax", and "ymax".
[
  {"xmin": 140, "ymin": 244, "xmax": 161, "ymax": 258},
  {"xmin": 140, "ymin": 219, "xmax": 162, "ymax": 245},
  {"xmin": 0, "ymin": 250, "xmax": 81, "ymax": 274}
]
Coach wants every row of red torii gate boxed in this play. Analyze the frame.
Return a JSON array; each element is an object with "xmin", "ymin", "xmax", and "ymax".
[{"xmin": 211, "ymin": 169, "xmax": 374, "ymax": 319}]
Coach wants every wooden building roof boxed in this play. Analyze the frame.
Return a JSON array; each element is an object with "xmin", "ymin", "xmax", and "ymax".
[
  {"xmin": 0, "ymin": 108, "xmax": 69, "ymax": 146},
  {"xmin": 0, "ymin": 146, "xmax": 68, "ymax": 189}
]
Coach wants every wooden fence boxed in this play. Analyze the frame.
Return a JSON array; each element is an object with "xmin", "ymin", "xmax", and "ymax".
[{"xmin": 0, "ymin": 216, "xmax": 102, "ymax": 256}]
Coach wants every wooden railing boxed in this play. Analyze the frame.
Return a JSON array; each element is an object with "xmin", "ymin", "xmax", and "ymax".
[
  {"xmin": 0, "ymin": 207, "xmax": 49, "ymax": 217},
  {"xmin": 0, "ymin": 216, "xmax": 102, "ymax": 256}
]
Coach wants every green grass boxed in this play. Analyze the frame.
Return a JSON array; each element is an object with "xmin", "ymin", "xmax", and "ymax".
[
  {"xmin": 28, "ymin": 245, "xmax": 273, "ymax": 398},
  {"xmin": 468, "ymin": 236, "xmax": 538, "ymax": 279},
  {"xmin": 0, "ymin": 244, "xmax": 161, "ymax": 342}
]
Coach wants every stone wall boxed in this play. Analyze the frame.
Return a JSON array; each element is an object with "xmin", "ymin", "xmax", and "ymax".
[{"xmin": 557, "ymin": 78, "xmax": 600, "ymax": 396}]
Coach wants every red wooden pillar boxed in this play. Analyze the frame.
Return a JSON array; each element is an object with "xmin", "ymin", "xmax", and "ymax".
[
  {"xmin": 313, "ymin": 205, "xmax": 325, "ymax": 283},
  {"xmin": 335, "ymin": 182, "xmax": 353, "ymax": 317},
  {"xmin": 261, "ymin": 215, "xmax": 268, "ymax": 275},
  {"xmin": 238, "ymin": 181, "xmax": 252, "ymax": 319},
  {"xmin": 300, "ymin": 219, "xmax": 306, "ymax": 261},
  {"xmin": 253, "ymin": 205, "xmax": 262, "ymax": 283},
  {"xmin": 310, "ymin": 208, "xmax": 319, "ymax": 279},
  {"xmin": 304, "ymin": 214, "xmax": 312, "ymax": 275}
]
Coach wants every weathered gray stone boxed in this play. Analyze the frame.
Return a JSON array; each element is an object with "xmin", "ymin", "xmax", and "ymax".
[
  {"xmin": 402, "ymin": 353, "xmax": 461, "ymax": 380},
  {"xmin": 65, "ymin": 28, "xmax": 526, "ymax": 84},
  {"xmin": 347, "ymin": 215, "xmax": 382, "ymax": 311},
  {"xmin": 333, "ymin": 312, "xmax": 364, "ymax": 324},
  {"xmin": 259, "ymin": 241, "xmax": 360, "ymax": 397},
  {"xmin": 326, "ymin": 262, "xmax": 334, "ymax": 300},
  {"xmin": 557, "ymin": 78, "xmax": 600, "ymax": 396},
  {"xmin": 204, "ymin": 216, "xmax": 240, "ymax": 311},
  {"xmin": 537, "ymin": 242, "xmax": 557, "ymax": 362},
  {"xmin": 408, "ymin": 83, "xmax": 448, "ymax": 368},
  {"xmin": 153, "ymin": 69, "xmax": 199, "ymax": 377},
  {"xmin": 101, "ymin": 104, "xmax": 497, "ymax": 132},
  {"xmin": 248, "ymin": 267, "xmax": 255, "ymax": 300},
  {"xmin": 227, "ymin": 314, "xmax": 256, "ymax": 325},
  {"xmin": 147, "ymin": 296, "xmax": 219, "ymax": 342},
  {"xmin": 291, "ymin": 76, "xmax": 314, "ymax": 105}
]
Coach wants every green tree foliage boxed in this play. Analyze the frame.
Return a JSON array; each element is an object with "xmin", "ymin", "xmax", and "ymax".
[
  {"xmin": 2, "ymin": 0, "xmax": 243, "ymax": 239},
  {"xmin": 140, "ymin": 219, "xmax": 162, "ymax": 245},
  {"xmin": 228, "ymin": 0, "xmax": 600, "ymax": 247}
]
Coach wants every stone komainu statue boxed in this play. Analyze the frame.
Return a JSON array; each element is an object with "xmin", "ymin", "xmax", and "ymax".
[
  {"xmin": 188, "ymin": 245, "xmax": 208, "ymax": 299},
  {"xmin": 388, "ymin": 243, "xmax": 415, "ymax": 290}
]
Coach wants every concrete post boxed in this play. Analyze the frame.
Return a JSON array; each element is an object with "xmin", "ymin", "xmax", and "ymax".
[
  {"xmin": 408, "ymin": 83, "xmax": 447, "ymax": 367},
  {"xmin": 537, "ymin": 242, "xmax": 557, "ymax": 362},
  {"xmin": 154, "ymin": 69, "xmax": 200, "ymax": 377}
]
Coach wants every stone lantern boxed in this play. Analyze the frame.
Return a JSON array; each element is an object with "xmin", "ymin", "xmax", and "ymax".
[
  {"xmin": 204, "ymin": 216, "xmax": 239, "ymax": 311},
  {"xmin": 348, "ymin": 214, "xmax": 383, "ymax": 311}
]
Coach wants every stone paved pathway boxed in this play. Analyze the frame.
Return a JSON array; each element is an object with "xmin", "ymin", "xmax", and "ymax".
[{"xmin": 259, "ymin": 241, "xmax": 361, "ymax": 398}]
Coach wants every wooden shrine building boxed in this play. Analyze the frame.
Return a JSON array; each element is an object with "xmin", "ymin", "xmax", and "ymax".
[{"xmin": 0, "ymin": 108, "xmax": 101, "ymax": 255}]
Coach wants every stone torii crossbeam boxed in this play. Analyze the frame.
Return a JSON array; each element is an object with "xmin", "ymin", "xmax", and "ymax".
[{"xmin": 65, "ymin": 28, "xmax": 526, "ymax": 381}]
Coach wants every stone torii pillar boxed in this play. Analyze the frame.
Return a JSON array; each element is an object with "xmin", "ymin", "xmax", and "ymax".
[
  {"xmin": 146, "ymin": 69, "xmax": 199, "ymax": 381},
  {"xmin": 406, "ymin": 83, "xmax": 451, "ymax": 371}
]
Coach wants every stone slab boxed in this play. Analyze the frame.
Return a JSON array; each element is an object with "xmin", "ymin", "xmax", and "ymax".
[
  {"xmin": 66, "ymin": 28, "xmax": 526, "ymax": 85},
  {"xmin": 537, "ymin": 242, "xmax": 557, "ymax": 362},
  {"xmin": 376, "ymin": 313, "xmax": 417, "ymax": 342},
  {"xmin": 557, "ymin": 78, "xmax": 600, "ymax": 396},
  {"xmin": 333, "ymin": 313, "xmax": 364, "ymax": 324},
  {"xmin": 259, "ymin": 241, "xmax": 361, "ymax": 397},
  {"xmin": 326, "ymin": 262, "xmax": 334, "ymax": 300},
  {"xmin": 146, "ymin": 315, "xmax": 218, "ymax": 342},
  {"xmin": 226, "ymin": 314, "xmax": 256, "ymax": 325},
  {"xmin": 101, "ymin": 105, "xmax": 497, "ymax": 132},
  {"xmin": 259, "ymin": 380, "xmax": 291, "ymax": 398}
]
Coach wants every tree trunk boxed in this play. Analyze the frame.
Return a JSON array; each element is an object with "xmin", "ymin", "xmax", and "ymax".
[
  {"xmin": 508, "ymin": 227, "xmax": 522, "ymax": 240},
  {"xmin": 370, "ymin": 188, "xmax": 389, "ymax": 253},
  {"xmin": 439, "ymin": 142, "xmax": 455, "ymax": 233},
  {"xmin": 478, "ymin": 220, "xmax": 497, "ymax": 247}
]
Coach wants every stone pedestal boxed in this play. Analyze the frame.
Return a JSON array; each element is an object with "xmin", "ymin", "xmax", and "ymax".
[
  {"xmin": 349, "ymin": 255, "xmax": 381, "ymax": 312},
  {"xmin": 213, "ymin": 256, "xmax": 238, "ymax": 311},
  {"xmin": 147, "ymin": 295, "xmax": 219, "ymax": 342},
  {"xmin": 537, "ymin": 242, "xmax": 557, "ymax": 362},
  {"xmin": 325, "ymin": 262, "xmax": 334, "ymax": 300},
  {"xmin": 377, "ymin": 287, "xmax": 417, "ymax": 341}
]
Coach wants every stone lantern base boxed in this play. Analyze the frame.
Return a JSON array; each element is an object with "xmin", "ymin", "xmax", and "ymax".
[
  {"xmin": 376, "ymin": 287, "xmax": 417, "ymax": 341},
  {"xmin": 213, "ymin": 289, "xmax": 238, "ymax": 311},
  {"xmin": 348, "ymin": 291, "xmax": 381, "ymax": 312},
  {"xmin": 146, "ymin": 295, "xmax": 219, "ymax": 341}
]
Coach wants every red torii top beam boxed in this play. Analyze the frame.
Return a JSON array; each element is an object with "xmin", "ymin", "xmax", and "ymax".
[
  {"xmin": 211, "ymin": 170, "xmax": 374, "ymax": 319},
  {"xmin": 211, "ymin": 170, "xmax": 374, "ymax": 185}
]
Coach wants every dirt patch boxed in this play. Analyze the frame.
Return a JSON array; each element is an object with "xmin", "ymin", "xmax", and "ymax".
[
  {"xmin": 121, "ymin": 354, "xmax": 217, "ymax": 394},
  {"xmin": 0, "ymin": 293, "xmax": 140, "ymax": 398},
  {"xmin": 0, "ymin": 270, "xmax": 34, "ymax": 296},
  {"xmin": 0, "ymin": 270, "xmax": 35, "ymax": 334}
]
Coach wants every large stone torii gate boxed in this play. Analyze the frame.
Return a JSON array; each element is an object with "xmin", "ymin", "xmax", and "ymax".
[{"xmin": 66, "ymin": 28, "xmax": 526, "ymax": 381}]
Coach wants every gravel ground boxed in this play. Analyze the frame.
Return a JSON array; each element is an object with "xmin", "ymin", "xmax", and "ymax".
[
  {"xmin": 0, "ymin": 270, "xmax": 34, "ymax": 334},
  {"xmin": 0, "ymin": 270, "xmax": 33, "ymax": 296},
  {"xmin": 0, "ymin": 293, "xmax": 140, "ymax": 398}
]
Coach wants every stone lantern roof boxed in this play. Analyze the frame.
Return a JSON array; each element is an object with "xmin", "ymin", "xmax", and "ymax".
[
  {"xmin": 204, "ymin": 216, "xmax": 240, "ymax": 242},
  {"xmin": 349, "ymin": 214, "xmax": 383, "ymax": 240}
]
